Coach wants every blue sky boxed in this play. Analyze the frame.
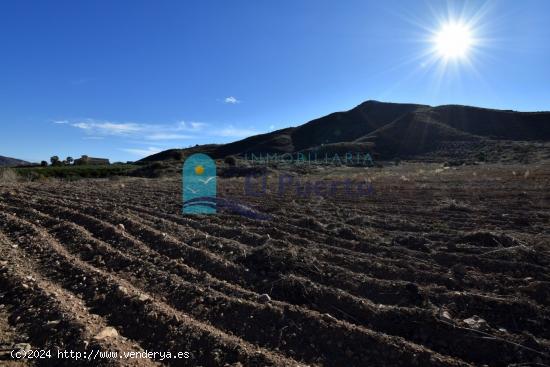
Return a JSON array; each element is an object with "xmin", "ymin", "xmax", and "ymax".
[{"xmin": 1, "ymin": 0, "xmax": 549, "ymax": 162}]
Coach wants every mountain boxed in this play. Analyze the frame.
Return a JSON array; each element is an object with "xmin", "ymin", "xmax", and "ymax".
[
  {"xmin": 141, "ymin": 100, "xmax": 550, "ymax": 162},
  {"xmin": 291, "ymin": 100, "xmax": 427, "ymax": 151},
  {"xmin": 0, "ymin": 155, "xmax": 30, "ymax": 167},
  {"xmin": 356, "ymin": 104, "xmax": 550, "ymax": 157},
  {"xmin": 212, "ymin": 101, "xmax": 425, "ymax": 158}
]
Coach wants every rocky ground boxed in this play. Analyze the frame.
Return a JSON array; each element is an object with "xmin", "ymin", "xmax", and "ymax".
[{"xmin": 0, "ymin": 162, "xmax": 549, "ymax": 366}]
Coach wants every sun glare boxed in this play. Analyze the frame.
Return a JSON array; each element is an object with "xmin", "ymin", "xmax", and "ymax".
[{"xmin": 434, "ymin": 21, "xmax": 473, "ymax": 59}]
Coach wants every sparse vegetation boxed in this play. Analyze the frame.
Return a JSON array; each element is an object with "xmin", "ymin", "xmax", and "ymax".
[
  {"xmin": 476, "ymin": 151, "xmax": 487, "ymax": 162},
  {"xmin": 129, "ymin": 161, "xmax": 178, "ymax": 178},
  {"xmin": 224, "ymin": 155, "xmax": 237, "ymax": 166},
  {"xmin": 0, "ymin": 167, "xmax": 19, "ymax": 183},
  {"xmin": 15, "ymin": 164, "xmax": 139, "ymax": 180},
  {"xmin": 174, "ymin": 150, "xmax": 185, "ymax": 161},
  {"xmin": 438, "ymin": 198, "xmax": 473, "ymax": 212}
]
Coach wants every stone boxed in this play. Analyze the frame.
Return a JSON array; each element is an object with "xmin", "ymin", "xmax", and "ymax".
[
  {"xmin": 440, "ymin": 310, "xmax": 453, "ymax": 321},
  {"xmin": 463, "ymin": 315, "xmax": 489, "ymax": 331},
  {"xmin": 138, "ymin": 293, "xmax": 151, "ymax": 302},
  {"xmin": 93, "ymin": 327, "xmax": 119, "ymax": 340},
  {"xmin": 13, "ymin": 343, "xmax": 31, "ymax": 352}
]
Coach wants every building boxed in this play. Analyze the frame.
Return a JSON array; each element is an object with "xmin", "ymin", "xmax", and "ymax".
[{"xmin": 74, "ymin": 155, "xmax": 110, "ymax": 165}]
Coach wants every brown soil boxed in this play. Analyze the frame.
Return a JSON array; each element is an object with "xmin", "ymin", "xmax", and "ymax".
[{"xmin": 0, "ymin": 162, "xmax": 549, "ymax": 366}]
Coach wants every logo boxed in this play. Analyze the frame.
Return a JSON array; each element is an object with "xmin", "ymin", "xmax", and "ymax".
[
  {"xmin": 243, "ymin": 152, "xmax": 374, "ymax": 166},
  {"xmin": 182, "ymin": 153, "xmax": 217, "ymax": 214},
  {"xmin": 181, "ymin": 153, "xmax": 271, "ymax": 220},
  {"xmin": 244, "ymin": 173, "xmax": 374, "ymax": 198},
  {"xmin": 181, "ymin": 153, "xmax": 373, "ymax": 220}
]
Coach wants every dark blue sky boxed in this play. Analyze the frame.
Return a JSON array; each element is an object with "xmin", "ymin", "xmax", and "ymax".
[{"xmin": 2, "ymin": 0, "xmax": 549, "ymax": 162}]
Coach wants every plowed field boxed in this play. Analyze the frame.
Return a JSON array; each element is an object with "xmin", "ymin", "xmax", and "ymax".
[{"xmin": 1, "ymin": 163, "xmax": 549, "ymax": 366}]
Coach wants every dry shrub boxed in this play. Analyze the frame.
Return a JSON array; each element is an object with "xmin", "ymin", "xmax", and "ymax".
[
  {"xmin": 0, "ymin": 168, "xmax": 19, "ymax": 184},
  {"xmin": 438, "ymin": 198, "xmax": 472, "ymax": 212}
]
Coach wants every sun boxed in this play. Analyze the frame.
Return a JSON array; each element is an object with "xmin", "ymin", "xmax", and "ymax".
[
  {"xmin": 433, "ymin": 21, "xmax": 473, "ymax": 59},
  {"xmin": 418, "ymin": 6, "xmax": 489, "ymax": 80}
]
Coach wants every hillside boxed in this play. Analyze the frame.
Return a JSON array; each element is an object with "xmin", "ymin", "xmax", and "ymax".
[
  {"xmin": 291, "ymin": 100, "xmax": 427, "ymax": 151},
  {"xmin": 0, "ymin": 155, "xmax": 30, "ymax": 167},
  {"xmin": 355, "ymin": 109, "xmax": 482, "ymax": 157},
  {"xmin": 206, "ymin": 101, "xmax": 426, "ymax": 158},
  {"xmin": 141, "ymin": 100, "xmax": 550, "ymax": 162},
  {"xmin": 139, "ymin": 144, "xmax": 220, "ymax": 163}
]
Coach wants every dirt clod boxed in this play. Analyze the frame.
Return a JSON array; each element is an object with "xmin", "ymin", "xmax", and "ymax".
[
  {"xmin": 463, "ymin": 316, "xmax": 490, "ymax": 331},
  {"xmin": 258, "ymin": 294, "xmax": 272, "ymax": 304}
]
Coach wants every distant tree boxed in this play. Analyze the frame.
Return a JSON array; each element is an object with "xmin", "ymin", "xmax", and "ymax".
[
  {"xmin": 40, "ymin": 160, "xmax": 48, "ymax": 167},
  {"xmin": 66, "ymin": 156, "xmax": 73, "ymax": 165},
  {"xmin": 50, "ymin": 156, "xmax": 60, "ymax": 166}
]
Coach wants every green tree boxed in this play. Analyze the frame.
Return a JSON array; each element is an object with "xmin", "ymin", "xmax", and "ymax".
[
  {"xmin": 50, "ymin": 156, "xmax": 60, "ymax": 166},
  {"xmin": 40, "ymin": 161, "xmax": 48, "ymax": 167},
  {"xmin": 66, "ymin": 156, "xmax": 74, "ymax": 165}
]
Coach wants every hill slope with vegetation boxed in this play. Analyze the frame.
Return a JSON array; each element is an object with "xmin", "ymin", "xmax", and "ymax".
[{"xmin": 141, "ymin": 100, "xmax": 550, "ymax": 162}]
